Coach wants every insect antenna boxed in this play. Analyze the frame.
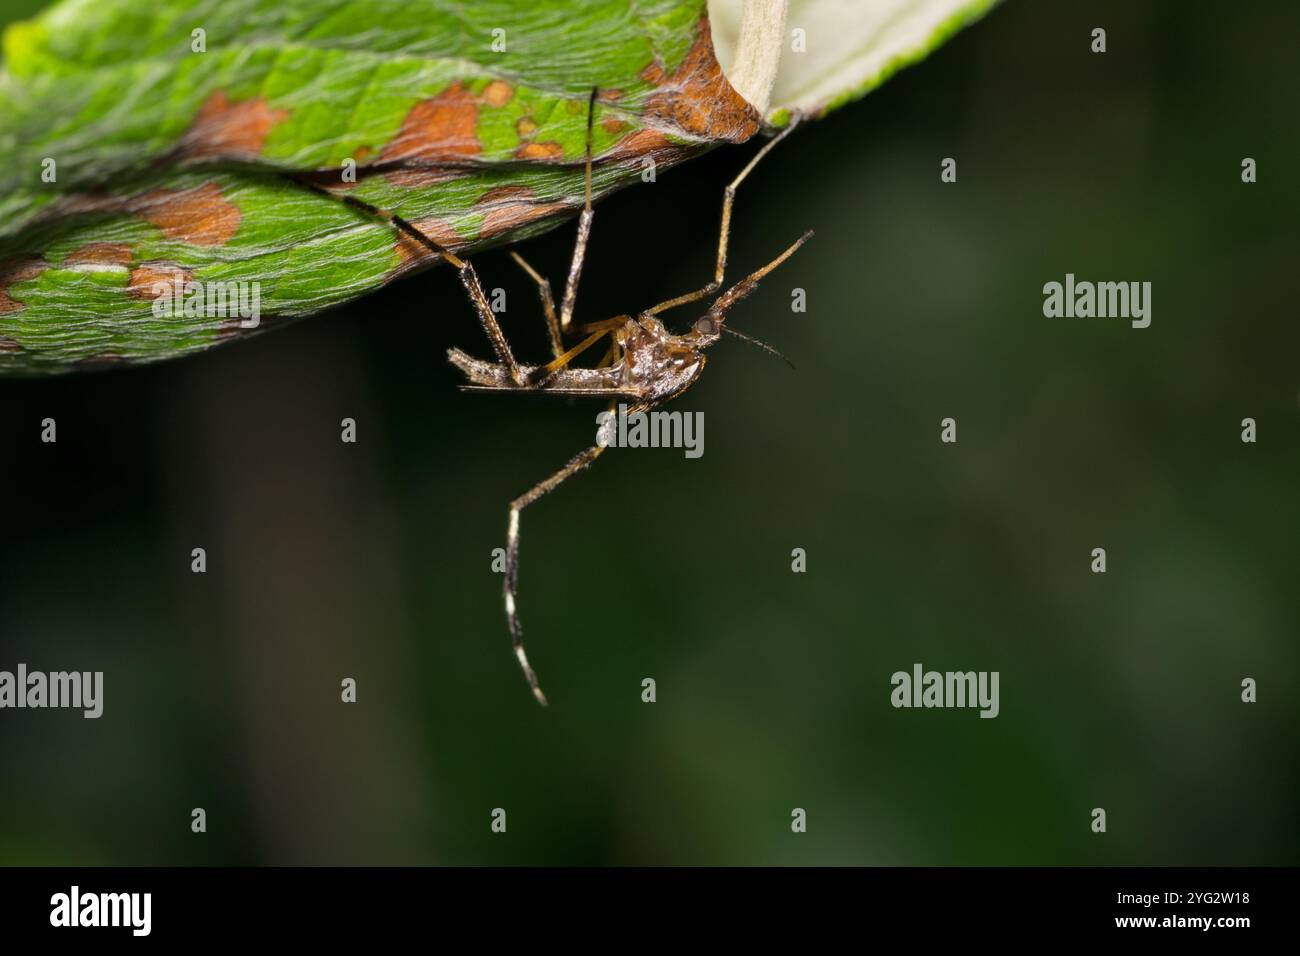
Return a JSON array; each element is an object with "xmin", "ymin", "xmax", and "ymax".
[{"xmin": 722, "ymin": 325, "xmax": 795, "ymax": 368}]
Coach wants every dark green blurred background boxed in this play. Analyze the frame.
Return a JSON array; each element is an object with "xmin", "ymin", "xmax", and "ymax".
[{"xmin": 2, "ymin": 0, "xmax": 1297, "ymax": 865}]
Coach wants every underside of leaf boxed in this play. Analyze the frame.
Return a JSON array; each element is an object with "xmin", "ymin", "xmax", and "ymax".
[{"xmin": 0, "ymin": 0, "xmax": 996, "ymax": 374}]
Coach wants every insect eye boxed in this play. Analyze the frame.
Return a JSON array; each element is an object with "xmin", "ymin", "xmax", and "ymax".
[{"xmin": 694, "ymin": 317, "xmax": 717, "ymax": 335}]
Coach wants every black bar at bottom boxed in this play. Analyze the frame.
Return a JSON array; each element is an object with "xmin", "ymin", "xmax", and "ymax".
[{"xmin": 0, "ymin": 866, "xmax": 1282, "ymax": 941}]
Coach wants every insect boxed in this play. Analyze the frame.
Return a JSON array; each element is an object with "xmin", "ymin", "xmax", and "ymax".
[{"xmin": 298, "ymin": 90, "xmax": 810, "ymax": 705}]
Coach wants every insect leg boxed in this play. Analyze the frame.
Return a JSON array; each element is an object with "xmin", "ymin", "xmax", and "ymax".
[
  {"xmin": 571, "ymin": 315, "xmax": 631, "ymax": 336},
  {"xmin": 596, "ymin": 335, "xmax": 621, "ymax": 369},
  {"xmin": 504, "ymin": 401, "xmax": 647, "ymax": 706},
  {"xmin": 531, "ymin": 319, "xmax": 627, "ymax": 386},
  {"xmin": 709, "ymin": 230, "xmax": 814, "ymax": 319},
  {"xmin": 509, "ymin": 251, "xmax": 563, "ymax": 360},
  {"xmin": 455, "ymin": 260, "xmax": 526, "ymax": 386},
  {"xmin": 557, "ymin": 88, "xmax": 599, "ymax": 336},
  {"xmin": 289, "ymin": 176, "xmax": 526, "ymax": 386},
  {"xmin": 643, "ymin": 115, "xmax": 802, "ymax": 317}
]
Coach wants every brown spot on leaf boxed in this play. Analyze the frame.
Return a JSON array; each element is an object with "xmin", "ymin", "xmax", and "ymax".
[
  {"xmin": 605, "ymin": 127, "xmax": 674, "ymax": 163},
  {"xmin": 0, "ymin": 256, "xmax": 45, "ymax": 314},
  {"xmin": 642, "ymin": 17, "xmax": 759, "ymax": 142},
  {"xmin": 474, "ymin": 186, "xmax": 570, "ymax": 241},
  {"xmin": 515, "ymin": 141, "xmax": 564, "ymax": 161},
  {"xmin": 176, "ymin": 91, "xmax": 289, "ymax": 161},
  {"xmin": 483, "ymin": 80, "xmax": 513, "ymax": 107},
  {"xmin": 597, "ymin": 89, "xmax": 625, "ymax": 103},
  {"xmin": 641, "ymin": 62, "xmax": 667, "ymax": 86},
  {"xmin": 64, "ymin": 242, "xmax": 133, "ymax": 267},
  {"xmin": 383, "ymin": 166, "xmax": 468, "ymax": 189},
  {"xmin": 378, "ymin": 82, "xmax": 482, "ymax": 187},
  {"xmin": 516, "ymin": 116, "xmax": 538, "ymax": 137},
  {"xmin": 133, "ymin": 183, "xmax": 241, "ymax": 246},
  {"xmin": 601, "ymin": 117, "xmax": 629, "ymax": 136},
  {"xmin": 0, "ymin": 336, "xmax": 22, "ymax": 352},
  {"xmin": 25, "ymin": 187, "xmax": 240, "ymax": 249},
  {"xmin": 128, "ymin": 263, "xmax": 194, "ymax": 299},
  {"xmin": 393, "ymin": 217, "xmax": 464, "ymax": 272},
  {"xmin": 476, "ymin": 185, "xmax": 532, "ymax": 205},
  {"xmin": 381, "ymin": 82, "xmax": 481, "ymax": 167}
]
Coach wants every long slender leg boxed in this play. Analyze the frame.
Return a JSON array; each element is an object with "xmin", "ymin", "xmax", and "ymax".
[
  {"xmin": 531, "ymin": 321, "xmax": 620, "ymax": 386},
  {"xmin": 571, "ymin": 315, "xmax": 630, "ymax": 336},
  {"xmin": 643, "ymin": 115, "xmax": 801, "ymax": 317},
  {"xmin": 509, "ymin": 251, "xmax": 563, "ymax": 360},
  {"xmin": 558, "ymin": 88, "xmax": 599, "ymax": 335},
  {"xmin": 505, "ymin": 402, "xmax": 647, "ymax": 706},
  {"xmin": 510, "ymin": 250, "xmax": 628, "ymax": 367},
  {"xmin": 291, "ymin": 176, "xmax": 525, "ymax": 385},
  {"xmin": 596, "ymin": 336, "xmax": 621, "ymax": 369}
]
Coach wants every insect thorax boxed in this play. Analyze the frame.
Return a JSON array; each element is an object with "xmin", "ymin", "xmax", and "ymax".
[{"xmin": 618, "ymin": 316, "xmax": 707, "ymax": 404}]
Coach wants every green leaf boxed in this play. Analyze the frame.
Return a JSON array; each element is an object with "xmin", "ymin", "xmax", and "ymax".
[
  {"xmin": 0, "ymin": 0, "xmax": 995, "ymax": 374},
  {"xmin": 0, "ymin": 0, "xmax": 764, "ymax": 372}
]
